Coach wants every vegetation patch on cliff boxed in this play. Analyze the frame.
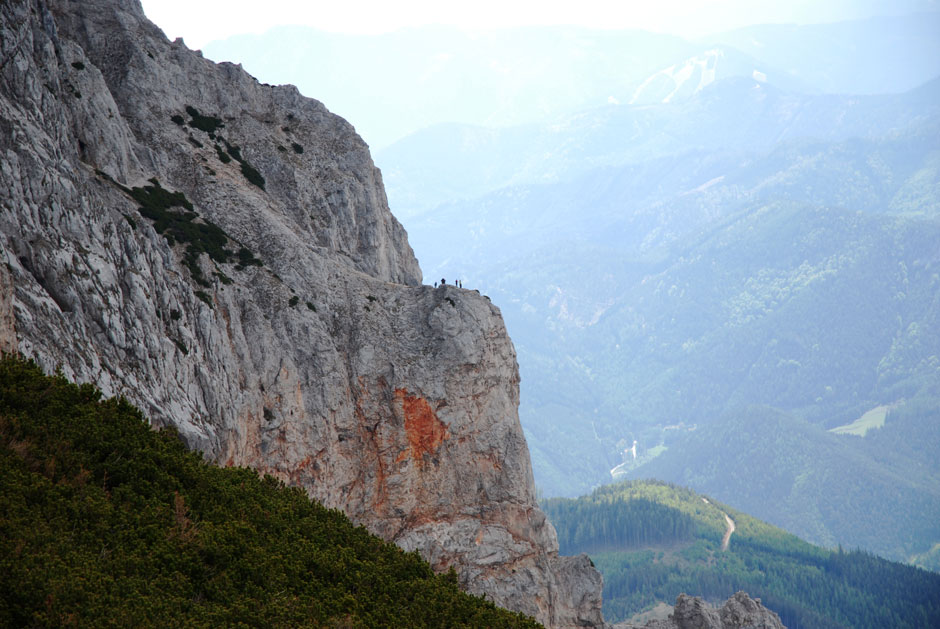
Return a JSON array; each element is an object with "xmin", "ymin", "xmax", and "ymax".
[
  {"xmin": 0, "ymin": 357, "xmax": 541, "ymax": 628},
  {"xmin": 184, "ymin": 105, "xmax": 224, "ymax": 135},
  {"xmin": 125, "ymin": 178, "xmax": 262, "ymax": 285},
  {"xmin": 178, "ymin": 106, "xmax": 265, "ymax": 190},
  {"xmin": 216, "ymin": 139, "xmax": 266, "ymax": 190},
  {"xmin": 231, "ymin": 146, "xmax": 266, "ymax": 190}
]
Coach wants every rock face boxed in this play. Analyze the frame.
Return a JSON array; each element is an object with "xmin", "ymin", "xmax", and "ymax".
[
  {"xmin": 0, "ymin": 0, "xmax": 603, "ymax": 626},
  {"xmin": 620, "ymin": 593, "xmax": 786, "ymax": 629},
  {"xmin": 0, "ymin": 263, "xmax": 14, "ymax": 354}
]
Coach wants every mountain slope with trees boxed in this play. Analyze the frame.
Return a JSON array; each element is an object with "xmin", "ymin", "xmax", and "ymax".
[
  {"xmin": 0, "ymin": 356, "xmax": 540, "ymax": 627},
  {"xmin": 542, "ymin": 480, "xmax": 940, "ymax": 628},
  {"xmin": 625, "ymin": 405, "xmax": 940, "ymax": 564}
]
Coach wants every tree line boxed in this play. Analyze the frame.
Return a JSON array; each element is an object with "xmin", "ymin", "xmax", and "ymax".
[{"xmin": 544, "ymin": 479, "xmax": 940, "ymax": 628}]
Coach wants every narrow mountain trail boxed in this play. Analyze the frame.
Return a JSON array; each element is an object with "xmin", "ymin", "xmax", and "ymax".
[
  {"xmin": 721, "ymin": 512, "xmax": 736, "ymax": 551},
  {"xmin": 702, "ymin": 497, "xmax": 736, "ymax": 551}
]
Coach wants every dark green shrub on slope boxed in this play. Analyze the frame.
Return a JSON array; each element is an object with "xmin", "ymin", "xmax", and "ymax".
[
  {"xmin": 127, "ymin": 178, "xmax": 263, "ymax": 285},
  {"xmin": 0, "ymin": 356, "xmax": 540, "ymax": 628}
]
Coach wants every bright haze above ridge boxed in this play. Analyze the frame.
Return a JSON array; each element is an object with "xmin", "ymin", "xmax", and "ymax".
[
  {"xmin": 141, "ymin": 0, "xmax": 940, "ymax": 151},
  {"xmin": 141, "ymin": 0, "xmax": 937, "ymax": 54}
]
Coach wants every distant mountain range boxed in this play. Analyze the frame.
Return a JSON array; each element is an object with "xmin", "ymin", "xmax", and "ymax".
[
  {"xmin": 379, "ymin": 76, "xmax": 940, "ymax": 217},
  {"xmin": 626, "ymin": 47, "xmax": 811, "ymax": 105},
  {"xmin": 205, "ymin": 14, "xmax": 940, "ymax": 570},
  {"xmin": 203, "ymin": 13, "xmax": 940, "ymax": 149},
  {"xmin": 385, "ymin": 74, "xmax": 940, "ymax": 566},
  {"xmin": 702, "ymin": 13, "xmax": 940, "ymax": 95}
]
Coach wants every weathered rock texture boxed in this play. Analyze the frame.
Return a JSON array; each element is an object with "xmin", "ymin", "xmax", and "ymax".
[
  {"xmin": 0, "ymin": 0, "xmax": 603, "ymax": 626},
  {"xmin": 618, "ymin": 593, "xmax": 785, "ymax": 629}
]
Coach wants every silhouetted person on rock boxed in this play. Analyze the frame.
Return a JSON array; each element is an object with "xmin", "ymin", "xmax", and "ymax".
[{"xmin": 441, "ymin": 278, "xmax": 446, "ymax": 286}]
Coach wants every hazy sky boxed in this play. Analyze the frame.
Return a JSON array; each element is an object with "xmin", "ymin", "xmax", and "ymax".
[{"xmin": 138, "ymin": 0, "xmax": 937, "ymax": 50}]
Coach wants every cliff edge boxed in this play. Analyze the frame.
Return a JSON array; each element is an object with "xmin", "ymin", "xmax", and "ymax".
[{"xmin": 0, "ymin": 0, "xmax": 603, "ymax": 626}]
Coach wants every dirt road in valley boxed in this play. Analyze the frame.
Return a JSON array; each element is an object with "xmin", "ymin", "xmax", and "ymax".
[{"xmin": 721, "ymin": 513, "xmax": 736, "ymax": 551}]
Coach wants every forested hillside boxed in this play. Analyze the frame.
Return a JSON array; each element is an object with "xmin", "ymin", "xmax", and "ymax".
[
  {"xmin": 628, "ymin": 405, "xmax": 940, "ymax": 564},
  {"xmin": 0, "ymin": 357, "xmax": 540, "ymax": 627},
  {"xmin": 543, "ymin": 480, "xmax": 940, "ymax": 628}
]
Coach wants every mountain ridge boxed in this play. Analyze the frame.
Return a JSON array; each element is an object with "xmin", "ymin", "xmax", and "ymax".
[
  {"xmin": 0, "ymin": 0, "xmax": 603, "ymax": 625},
  {"xmin": 701, "ymin": 12, "xmax": 940, "ymax": 95},
  {"xmin": 379, "ymin": 75, "xmax": 940, "ymax": 218}
]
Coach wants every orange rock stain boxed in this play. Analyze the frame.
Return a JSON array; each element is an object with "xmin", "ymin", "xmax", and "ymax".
[{"xmin": 395, "ymin": 388, "xmax": 448, "ymax": 462}]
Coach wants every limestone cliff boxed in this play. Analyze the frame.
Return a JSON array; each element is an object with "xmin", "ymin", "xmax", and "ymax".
[{"xmin": 0, "ymin": 0, "xmax": 603, "ymax": 626}]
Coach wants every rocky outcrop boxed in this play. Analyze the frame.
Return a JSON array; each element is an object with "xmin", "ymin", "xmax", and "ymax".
[
  {"xmin": 0, "ymin": 0, "xmax": 603, "ymax": 626},
  {"xmin": 619, "ymin": 592, "xmax": 785, "ymax": 629}
]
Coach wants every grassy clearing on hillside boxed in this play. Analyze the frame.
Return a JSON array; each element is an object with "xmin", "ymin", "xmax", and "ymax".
[
  {"xmin": 828, "ymin": 405, "xmax": 889, "ymax": 436},
  {"xmin": 908, "ymin": 543, "xmax": 940, "ymax": 572}
]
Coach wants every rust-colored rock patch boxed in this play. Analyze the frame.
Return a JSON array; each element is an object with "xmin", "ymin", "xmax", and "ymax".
[{"xmin": 395, "ymin": 388, "xmax": 448, "ymax": 462}]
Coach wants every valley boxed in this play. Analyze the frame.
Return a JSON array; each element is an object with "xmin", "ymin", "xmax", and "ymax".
[
  {"xmin": 375, "ymin": 70, "xmax": 940, "ymax": 568},
  {"xmin": 4, "ymin": 1, "xmax": 940, "ymax": 626},
  {"xmin": 203, "ymin": 2, "xmax": 940, "ymax": 581}
]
